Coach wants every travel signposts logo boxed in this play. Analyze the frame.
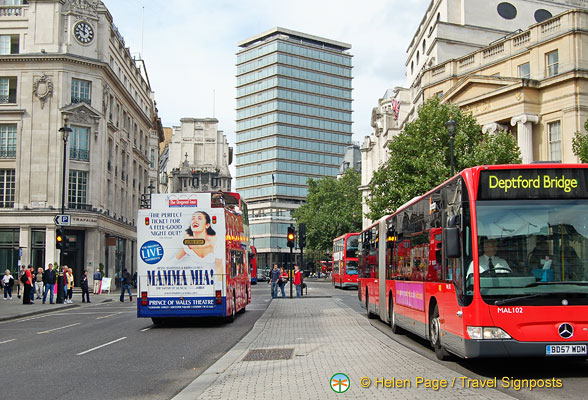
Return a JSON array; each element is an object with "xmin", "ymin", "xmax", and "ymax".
[{"xmin": 330, "ymin": 373, "xmax": 350, "ymax": 393}]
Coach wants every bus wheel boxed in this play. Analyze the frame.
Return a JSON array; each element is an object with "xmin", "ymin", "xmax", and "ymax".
[
  {"xmin": 430, "ymin": 305, "xmax": 450, "ymax": 360},
  {"xmin": 366, "ymin": 290, "xmax": 377, "ymax": 319},
  {"xmin": 389, "ymin": 297, "xmax": 401, "ymax": 334},
  {"xmin": 151, "ymin": 317, "xmax": 164, "ymax": 326},
  {"xmin": 227, "ymin": 294, "xmax": 236, "ymax": 323}
]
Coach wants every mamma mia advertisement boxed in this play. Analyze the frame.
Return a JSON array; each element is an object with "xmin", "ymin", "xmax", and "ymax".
[{"xmin": 137, "ymin": 193, "xmax": 225, "ymax": 309}]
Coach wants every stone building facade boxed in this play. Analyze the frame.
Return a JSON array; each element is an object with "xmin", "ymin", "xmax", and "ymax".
[
  {"xmin": 161, "ymin": 118, "xmax": 232, "ymax": 193},
  {"xmin": 0, "ymin": 0, "xmax": 163, "ymax": 284}
]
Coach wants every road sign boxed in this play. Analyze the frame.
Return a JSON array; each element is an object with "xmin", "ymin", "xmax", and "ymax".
[{"xmin": 54, "ymin": 214, "xmax": 71, "ymax": 226}]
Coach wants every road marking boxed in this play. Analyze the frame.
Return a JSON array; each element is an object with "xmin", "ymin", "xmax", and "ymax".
[
  {"xmin": 141, "ymin": 327, "xmax": 152, "ymax": 332},
  {"xmin": 37, "ymin": 323, "xmax": 80, "ymax": 335},
  {"xmin": 76, "ymin": 337, "xmax": 126, "ymax": 355},
  {"xmin": 0, "ymin": 339, "xmax": 16, "ymax": 344},
  {"xmin": 17, "ymin": 314, "xmax": 52, "ymax": 323},
  {"xmin": 96, "ymin": 313, "xmax": 119, "ymax": 320}
]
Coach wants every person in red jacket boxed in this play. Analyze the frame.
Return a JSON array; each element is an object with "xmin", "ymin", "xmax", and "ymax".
[{"xmin": 293, "ymin": 265, "xmax": 302, "ymax": 298}]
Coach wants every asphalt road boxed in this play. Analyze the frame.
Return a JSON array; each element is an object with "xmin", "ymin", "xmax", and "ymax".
[
  {"xmin": 324, "ymin": 280, "xmax": 588, "ymax": 400},
  {"xmin": 0, "ymin": 284, "xmax": 271, "ymax": 400}
]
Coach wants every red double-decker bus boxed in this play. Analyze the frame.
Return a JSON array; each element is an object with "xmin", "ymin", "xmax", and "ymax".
[
  {"xmin": 359, "ymin": 164, "xmax": 588, "ymax": 359},
  {"xmin": 332, "ymin": 233, "xmax": 359, "ymax": 289}
]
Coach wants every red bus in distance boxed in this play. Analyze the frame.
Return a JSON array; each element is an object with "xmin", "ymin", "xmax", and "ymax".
[
  {"xmin": 359, "ymin": 164, "xmax": 588, "ymax": 359},
  {"xmin": 332, "ymin": 233, "xmax": 359, "ymax": 289}
]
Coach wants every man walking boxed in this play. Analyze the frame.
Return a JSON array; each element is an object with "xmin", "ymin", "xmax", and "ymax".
[
  {"xmin": 120, "ymin": 268, "xmax": 132, "ymax": 302},
  {"xmin": 269, "ymin": 264, "xmax": 280, "ymax": 299},
  {"xmin": 80, "ymin": 270, "xmax": 90, "ymax": 303},
  {"xmin": 42, "ymin": 263, "xmax": 56, "ymax": 304},
  {"xmin": 35, "ymin": 267, "xmax": 44, "ymax": 300},
  {"xmin": 93, "ymin": 268, "xmax": 102, "ymax": 294},
  {"xmin": 293, "ymin": 265, "xmax": 302, "ymax": 298},
  {"xmin": 17, "ymin": 265, "xmax": 25, "ymax": 299}
]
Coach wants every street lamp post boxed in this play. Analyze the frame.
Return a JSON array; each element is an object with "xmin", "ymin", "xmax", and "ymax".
[
  {"xmin": 56, "ymin": 120, "xmax": 72, "ymax": 304},
  {"xmin": 445, "ymin": 116, "xmax": 457, "ymax": 176}
]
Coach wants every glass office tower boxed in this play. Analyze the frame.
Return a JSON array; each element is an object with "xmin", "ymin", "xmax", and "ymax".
[{"xmin": 236, "ymin": 27, "xmax": 353, "ymax": 270}]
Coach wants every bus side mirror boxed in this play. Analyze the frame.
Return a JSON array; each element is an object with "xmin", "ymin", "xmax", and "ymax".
[{"xmin": 445, "ymin": 227, "xmax": 461, "ymax": 258}]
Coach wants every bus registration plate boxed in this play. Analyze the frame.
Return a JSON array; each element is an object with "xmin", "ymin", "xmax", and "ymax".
[{"xmin": 545, "ymin": 344, "xmax": 587, "ymax": 356}]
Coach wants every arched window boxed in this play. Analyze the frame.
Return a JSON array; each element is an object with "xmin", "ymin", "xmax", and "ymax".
[
  {"xmin": 416, "ymin": 51, "xmax": 420, "ymax": 64},
  {"xmin": 422, "ymin": 39, "xmax": 426, "ymax": 53}
]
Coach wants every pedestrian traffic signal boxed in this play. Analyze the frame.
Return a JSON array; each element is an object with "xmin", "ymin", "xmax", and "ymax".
[
  {"xmin": 287, "ymin": 226, "xmax": 296, "ymax": 248},
  {"xmin": 56, "ymin": 228, "xmax": 65, "ymax": 250},
  {"xmin": 299, "ymin": 223, "xmax": 306, "ymax": 248}
]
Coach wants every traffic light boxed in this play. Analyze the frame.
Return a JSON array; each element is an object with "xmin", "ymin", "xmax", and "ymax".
[
  {"xmin": 56, "ymin": 228, "xmax": 65, "ymax": 250},
  {"xmin": 299, "ymin": 223, "xmax": 306, "ymax": 248},
  {"xmin": 287, "ymin": 226, "xmax": 296, "ymax": 248}
]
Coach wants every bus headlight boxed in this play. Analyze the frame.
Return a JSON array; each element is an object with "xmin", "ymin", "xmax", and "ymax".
[{"xmin": 467, "ymin": 326, "xmax": 511, "ymax": 340}]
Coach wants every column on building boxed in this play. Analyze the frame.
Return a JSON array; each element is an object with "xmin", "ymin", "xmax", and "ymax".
[
  {"xmin": 481, "ymin": 122, "xmax": 508, "ymax": 135},
  {"xmin": 19, "ymin": 227, "xmax": 30, "ymax": 267},
  {"xmin": 510, "ymin": 114, "xmax": 539, "ymax": 164}
]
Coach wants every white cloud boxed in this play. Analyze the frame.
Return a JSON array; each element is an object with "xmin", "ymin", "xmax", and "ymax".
[{"xmin": 102, "ymin": 0, "xmax": 429, "ymax": 146}]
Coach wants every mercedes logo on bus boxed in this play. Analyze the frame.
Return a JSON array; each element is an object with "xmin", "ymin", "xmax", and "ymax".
[{"xmin": 558, "ymin": 323, "xmax": 574, "ymax": 339}]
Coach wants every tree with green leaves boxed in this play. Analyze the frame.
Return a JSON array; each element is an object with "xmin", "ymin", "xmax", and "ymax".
[
  {"xmin": 366, "ymin": 97, "xmax": 521, "ymax": 220},
  {"xmin": 293, "ymin": 169, "xmax": 362, "ymax": 253},
  {"xmin": 572, "ymin": 119, "xmax": 588, "ymax": 163}
]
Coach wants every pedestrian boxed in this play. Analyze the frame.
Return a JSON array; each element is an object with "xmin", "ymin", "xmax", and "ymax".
[
  {"xmin": 42, "ymin": 263, "xmax": 56, "ymax": 304},
  {"xmin": 93, "ymin": 268, "xmax": 102, "ymax": 294},
  {"xmin": 17, "ymin": 265, "xmax": 25, "ymax": 299},
  {"xmin": 2, "ymin": 269, "xmax": 14, "ymax": 299},
  {"xmin": 22, "ymin": 265, "xmax": 33, "ymax": 304},
  {"xmin": 293, "ymin": 265, "xmax": 302, "ymax": 298},
  {"xmin": 279, "ymin": 267, "xmax": 288, "ymax": 298},
  {"xmin": 269, "ymin": 264, "xmax": 280, "ymax": 299},
  {"xmin": 61, "ymin": 266, "xmax": 69, "ymax": 301},
  {"xmin": 65, "ymin": 267, "xmax": 74, "ymax": 303},
  {"xmin": 120, "ymin": 268, "xmax": 132, "ymax": 302},
  {"xmin": 29, "ymin": 265, "xmax": 36, "ymax": 303},
  {"xmin": 80, "ymin": 270, "xmax": 90, "ymax": 303},
  {"xmin": 35, "ymin": 267, "xmax": 44, "ymax": 300}
]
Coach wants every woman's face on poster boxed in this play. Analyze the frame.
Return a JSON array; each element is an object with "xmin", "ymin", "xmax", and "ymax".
[{"xmin": 191, "ymin": 212, "xmax": 209, "ymax": 234}]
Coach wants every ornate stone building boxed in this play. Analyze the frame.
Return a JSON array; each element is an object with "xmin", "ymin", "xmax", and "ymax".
[
  {"xmin": 361, "ymin": 0, "xmax": 585, "ymax": 228},
  {"xmin": 0, "ymin": 0, "xmax": 163, "ymax": 283},
  {"xmin": 161, "ymin": 118, "xmax": 232, "ymax": 193}
]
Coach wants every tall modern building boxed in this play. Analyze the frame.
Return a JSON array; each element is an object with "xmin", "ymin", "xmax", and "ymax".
[{"xmin": 235, "ymin": 27, "xmax": 352, "ymax": 269}]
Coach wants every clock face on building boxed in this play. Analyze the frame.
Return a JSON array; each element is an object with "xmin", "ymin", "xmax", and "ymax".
[{"xmin": 74, "ymin": 21, "xmax": 94, "ymax": 44}]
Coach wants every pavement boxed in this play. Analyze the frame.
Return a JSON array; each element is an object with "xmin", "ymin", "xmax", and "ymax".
[
  {"xmin": 0, "ymin": 286, "xmax": 133, "ymax": 322},
  {"xmin": 172, "ymin": 283, "xmax": 516, "ymax": 400}
]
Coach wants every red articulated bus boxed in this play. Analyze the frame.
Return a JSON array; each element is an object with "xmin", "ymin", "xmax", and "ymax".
[
  {"xmin": 332, "ymin": 233, "xmax": 359, "ymax": 289},
  {"xmin": 359, "ymin": 164, "xmax": 588, "ymax": 359}
]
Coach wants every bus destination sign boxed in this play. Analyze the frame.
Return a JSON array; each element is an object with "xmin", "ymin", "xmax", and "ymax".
[{"xmin": 478, "ymin": 169, "xmax": 588, "ymax": 200}]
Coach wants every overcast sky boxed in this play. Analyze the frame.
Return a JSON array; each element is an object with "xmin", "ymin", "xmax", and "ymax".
[{"xmin": 102, "ymin": 0, "xmax": 430, "ymax": 147}]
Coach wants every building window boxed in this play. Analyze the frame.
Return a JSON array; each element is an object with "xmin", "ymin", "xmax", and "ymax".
[
  {"xmin": 0, "ymin": 169, "xmax": 15, "ymax": 208},
  {"xmin": 518, "ymin": 62, "xmax": 530, "ymax": 78},
  {"xmin": 71, "ymin": 78, "xmax": 91, "ymax": 104},
  {"xmin": 70, "ymin": 126, "xmax": 89, "ymax": 161},
  {"xmin": 68, "ymin": 170, "xmax": 88, "ymax": 208},
  {"xmin": 211, "ymin": 177, "xmax": 218, "ymax": 187},
  {"xmin": 546, "ymin": 50, "xmax": 558, "ymax": 77},
  {"xmin": 0, "ymin": 124, "xmax": 17, "ymax": 158},
  {"xmin": 192, "ymin": 177, "xmax": 199, "ymax": 187},
  {"xmin": 0, "ymin": 77, "xmax": 17, "ymax": 103},
  {"xmin": 548, "ymin": 121, "xmax": 561, "ymax": 162},
  {"xmin": 0, "ymin": 228, "xmax": 19, "ymax": 275},
  {"xmin": 150, "ymin": 149, "xmax": 155, "ymax": 168},
  {"xmin": 31, "ymin": 229, "xmax": 46, "ymax": 269},
  {"xmin": 0, "ymin": 34, "xmax": 18, "ymax": 55}
]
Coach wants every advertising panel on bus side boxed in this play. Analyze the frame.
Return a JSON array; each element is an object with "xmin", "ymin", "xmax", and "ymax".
[{"xmin": 137, "ymin": 193, "xmax": 226, "ymax": 313}]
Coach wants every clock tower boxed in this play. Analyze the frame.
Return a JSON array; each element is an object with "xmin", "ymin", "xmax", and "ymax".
[{"xmin": 62, "ymin": 0, "xmax": 100, "ymax": 56}]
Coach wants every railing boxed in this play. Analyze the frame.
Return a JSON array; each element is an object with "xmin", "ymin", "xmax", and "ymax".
[
  {"xmin": 483, "ymin": 43, "xmax": 504, "ymax": 59},
  {"xmin": 0, "ymin": 94, "xmax": 16, "ymax": 104},
  {"xmin": 0, "ymin": 6, "xmax": 24, "ymax": 17},
  {"xmin": 431, "ymin": 64, "xmax": 445, "ymax": 76},
  {"xmin": 70, "ymin": 148, "xmax": 89, "ymax": 161},
  {"xmin": 541, "ymin": 17, "xmax": 560, "ymax": 34},
  {"xmin": 512, "ymin": 31, "xmax": 530, "ymax": 47},
  {"xmin": 458, "ymin": 55, "xmax": 475, "ymax": 68},
  {"xmin": 0, "ymin": 149, "xmax": 16, "ymax": 158},
  {"xmin": 71, "ymin": 96, "xmax": 91, "ymax": 105}
]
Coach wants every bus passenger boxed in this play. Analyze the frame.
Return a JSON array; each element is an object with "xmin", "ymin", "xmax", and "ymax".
[{"xmin": 467, "ymin": 238, "xmax": 511, "ymax": 276}]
